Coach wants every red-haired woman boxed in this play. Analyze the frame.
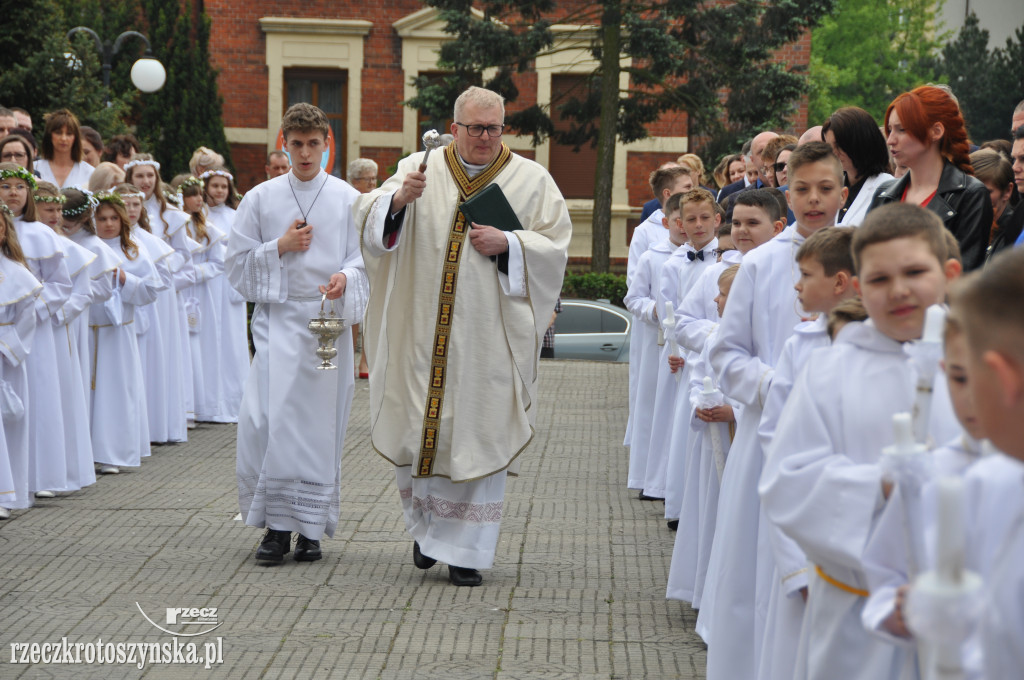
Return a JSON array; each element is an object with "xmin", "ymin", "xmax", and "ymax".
[{"xmin": 868, "ymin": 85, "xmax": 992, "ymax": 270}]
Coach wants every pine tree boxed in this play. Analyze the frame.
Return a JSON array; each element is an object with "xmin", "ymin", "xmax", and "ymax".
[
  {"xmin": 137, "ymin": 0, "xmax": 231, "ymax": 176},
  {"xmin": 940, "ymin": 14, "xmax": 1005, "ymax": 144}
]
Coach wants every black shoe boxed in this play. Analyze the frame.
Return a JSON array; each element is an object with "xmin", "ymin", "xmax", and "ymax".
[
  {"xmin": 637, "ymin": 492, "xmax": 663, "ymax": 501},
  {"xmin": 667, "ymin": 519, "xmax": 679, "ymax": 532},
  {"xmin": 255, "ymin": 529, "xmax": 291, "ymax": 564},
  {"xmin": 294, "ymin": 535, "xmax": 322, "ymax": 562},
  {"xmin": 448, "ymin": 565, "xmax": 482, "ymax": 587},
  {"xmin": 413, "ymin": 541, "xmax": 437, "ymax": 569}
]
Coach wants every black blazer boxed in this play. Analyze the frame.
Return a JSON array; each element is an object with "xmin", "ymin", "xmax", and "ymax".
[
  {"xmin": 868, "ymin": 162, "xmax": 993, "ymax": 271},
  {"xmin": 988, "ymin": 204, "xmax": 1024, "ymax": 262}
]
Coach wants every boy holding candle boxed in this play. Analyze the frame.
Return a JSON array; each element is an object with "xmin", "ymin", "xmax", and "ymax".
[
  {"xmin": 698, "ymin": 142, "xmax": 847, "ymax": 676},
  {"xmin": 947, "ymin": 246, "xmax": 1024, "ymax": 679},
  {"xmin": 755, "ymin": 226, "xmax": 858, "ymax": 680},
  {"xmin": 644, "ymin": 188, "xmax": 718, "ymax": 512},
  {"xmin": 759, "ymin": 202, "xmax": 962, "ymax": 680}
]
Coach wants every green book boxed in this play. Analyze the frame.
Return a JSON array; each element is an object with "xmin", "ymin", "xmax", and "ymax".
[
  {"xmin": 458, "ymin": 183, "xmax": 522, "ymax": 232},
  {"xmin": 459, "ymin": 183, "xmax": 521, "ymax": 271}
]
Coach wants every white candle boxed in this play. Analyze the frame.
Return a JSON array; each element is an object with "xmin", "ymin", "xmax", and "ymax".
[
  {"xmin": 921, "ymin": 304, "xmax": 945, "ymax": 344},
  {"xmin": 702, "ymin": 376, "xmax": 715, "ymax": 395},
  {"xmin": 935, "ymin": 477, "xmax": 966, "ymax": 584}
]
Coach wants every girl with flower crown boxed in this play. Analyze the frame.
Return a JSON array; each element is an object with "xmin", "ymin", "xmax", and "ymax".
[
  {"xmin": 114, "ymin": 182, "xmax": 188, "ymax": 443},
  {"xmin": 0, "ymin": 162, "xmax": 74, "ymax": 498},
  {"xmin": 125, "ymin": 153, "xmax": 199, "ymax": 427},
  {"xmin": 59, "ymin": 189, "xmax": 129, "ymax": 472},
  {"xmin": 201, "ymin": 168, "xmax": 248, "ymax": 422},
  {"xmin": 179, "ymin": 176, "xmax": 231, "ymax": 422},
  {"xmin": 0, "ymin": 200, "xmax": 42, "ymax": 519},
  {"xmin": 30, "ymin": 183, "xmax": 104, "ymax": 490},
  {"xmin": 86, "ymin": 191, "xmax": 162, "ymax": 471}
]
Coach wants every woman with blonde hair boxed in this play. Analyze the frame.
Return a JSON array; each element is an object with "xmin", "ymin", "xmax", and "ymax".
[{"xmin": 88, "ymin": 162, "xmax": 126, "ymax": 193}]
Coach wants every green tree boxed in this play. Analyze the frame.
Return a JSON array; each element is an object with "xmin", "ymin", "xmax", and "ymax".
[
  {"xmin": 137, "ymin": 0, "xmax": 231, "ymax": 176},
  {"xmin": 940, "ymin": 13, "xmax": 1008, "ymax": 144},
  {"xmin": 0, "ymin": 0, "xmax": 131, "ymax": 140},
  {"xmin": 994, "ymin": 26, "xmax": 1024, "ymax": 137},
  {"xmin": 409, "ymin": 0, "xmax": 833, "ymax": 272},
  {"xmin": 808, "ymin": 0, "xmax": 946, "ymax": 125}
]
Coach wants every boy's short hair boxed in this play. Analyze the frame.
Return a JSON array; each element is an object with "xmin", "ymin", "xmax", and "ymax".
[
  {"xmin": 281, "ymin": 103, "xmax": 330, "ymax": 140},
  {"xmin": 851, "ymin": 203, "xmax": 948, "ymax": 275},
  {"xmin": 680, "ymin": 187, "xmax": 716, "ymax": 210},
  {"xmin": 649, "ymin": 165, "xmax": 690, "ymax": 201},
  {"xmin": 716, "ymin": 218, "xmax": 731, "ymax": 237},
  {"xmin": 733, "ymin": 188, "xmax": 782, "ymax": 223},
  {"xmin": 949, "ymin": 247, "xmax": 1024, "ymax": 360},
  {"xmin": 796, "ymin": 226, "xmax": 856, "ymax": 276},
  {"xmin": 768, "ymin": 188, "xmax": 788, "ymax": 221},
  {"xmin": 827, "ymin": 297, "xmax": 867, "ymax": 340},
  {"xmin": 664, "ymin": 191, "xmax": 686, "ymax": 217},
  {"xmin": 786, "ymin": 141, "xmax": 843, "ymax": 184}
]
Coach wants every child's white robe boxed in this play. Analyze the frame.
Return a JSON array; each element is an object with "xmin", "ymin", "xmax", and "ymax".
[
  {"xmin": 91, "ymin": 237, "xmax": 161, "ymax": 467},
  {"xmin": 129, "ymin": 226, "xmax": 181, "ymax": 442},
  {"xmin": 756, "ymin": 316, "xmax": 830, "ymax": 680},
  {"xmin": 623, "ymin": 240, "xmax": 677, "ymax": 489},
  {"xmin": 15, "ymin": 218, "xmax": 72, "ymax": 494},
  {"xmin": 759, "ymin": 320, "xmax": 959, "ymax": 680},
  {"xmin": 184, "ymin": 223, "xmax": 228, "ymax": 422},
  {"xmin": 644, "ymin": 241, "xmax": 716, "ymax": 502},
  {"xmin": 207, "ymin": 203, "xmax": 248, "ymax": 423},
  {"xmin": 662, "ymin": 240, "xmax": 718, "ymax": 521},
  {"xmin": 697, "ymin": 225, "xmax": 806, "ymax": 671},
  {"xmin": 624, "ymin": 210, "xmax": 667, "ymax": 445},
  {"xmin": 53, "ymin": 237, "xmax": 98, "ymax": 490},
  {"xmin": 0, "ymin": 257, "xmax": 41, "ymax": 509}
]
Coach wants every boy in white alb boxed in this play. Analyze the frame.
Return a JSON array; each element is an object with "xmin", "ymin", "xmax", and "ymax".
[
  {"xmin": 700, "ymin": 143, "xmax": 848, "ymax": 679},
  {"xmin": 756, "ymin": 226, "xmax": 858, "ymax": 680},
  {"xmin": 642, "ymin": 189, "xmax": 718, "ymax": 506},
  {"xmin": 759, "ymin": 203, "xmax": 963, "ymax": 680},
  {"xmin": 947, "ymin": 247, "xmax": 1024, "ymax": 680},
  {"xmin": 671, "ymin": 189, "xmax": 784, "ymax": 608},
  {"xmin": 624, "ymin": 166, "xmax": 694, "ymax": 449},
  {"xmin": 624, "ymin": 190, "xmax": 687, "ymax": 494}
]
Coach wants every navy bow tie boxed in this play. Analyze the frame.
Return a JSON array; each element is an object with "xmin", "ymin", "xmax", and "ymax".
[{"xmin": 687, "ymin": 250, "xmax": 705, "ymax": 262}]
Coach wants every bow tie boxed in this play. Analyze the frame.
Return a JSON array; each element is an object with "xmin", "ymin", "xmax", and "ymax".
[{"xmin": 687, "ymin": 250, "xmax": 705, "ymax": 262}]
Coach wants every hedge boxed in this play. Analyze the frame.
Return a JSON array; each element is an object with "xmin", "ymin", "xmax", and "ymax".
[{"xmin": 561, "ymin": 272, "xmax": 627, "ymax": 309}]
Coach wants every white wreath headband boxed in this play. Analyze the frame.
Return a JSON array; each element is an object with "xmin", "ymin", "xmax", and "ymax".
[
  {"xmin": 200, "ymin": 169, "xmax": 234, "ymax": 182},
  {"xmin": 124, "ymin": 159, "xmax": 161, "ymax": 172},
  {"xmin": 117, "ymin": 191, "xmax": 145, "ymax": 201}
]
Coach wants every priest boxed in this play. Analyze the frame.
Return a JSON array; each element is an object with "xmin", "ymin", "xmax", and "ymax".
[
  {"xmin": 226, "ymin": 103, "xmax": 368, "ymax": 565},
  {"xmin": 357, "ymin": 86, "xmax": 571, "ymax": 586}
]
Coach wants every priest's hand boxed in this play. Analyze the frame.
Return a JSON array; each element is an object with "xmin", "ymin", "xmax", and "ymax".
[
  {"xmin": 391, "ymin": 170, "xmax": 426, "ymax": 213},
  {"xmin": 468, "ymin": 223, "xmax": 509, "ymax": 256},
  {"xmin": 279, "ymin": 219, "xmax": 313, "ymax": 255},
  {"xmin": 320, "ymin": 272, "xmax": 347, "ymax": 300}
]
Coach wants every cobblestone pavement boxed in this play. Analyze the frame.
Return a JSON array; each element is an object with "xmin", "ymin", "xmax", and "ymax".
[{"xmin": 0, "ymin": 361, "xmax": 706, "ymax": 679}]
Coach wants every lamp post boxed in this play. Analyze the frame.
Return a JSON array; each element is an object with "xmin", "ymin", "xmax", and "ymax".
[{"xmin": 66, "ymin": 27, "xmax": 167, "ymax": 105}]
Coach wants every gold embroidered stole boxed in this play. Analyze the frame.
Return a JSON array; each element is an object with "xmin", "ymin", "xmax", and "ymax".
[{"xmin": 416, "ymin": 143, "xmax": 513, "ymax": 476}]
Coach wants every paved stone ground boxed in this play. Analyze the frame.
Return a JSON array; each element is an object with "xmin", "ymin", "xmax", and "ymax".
[{"xmin": 0, "ymin": 361, "xmax": 706, "ymax": 679}]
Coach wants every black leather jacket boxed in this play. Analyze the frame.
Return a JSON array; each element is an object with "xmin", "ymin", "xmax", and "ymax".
[{"xmin": 867, "ymin": 162, "xmax": 993, "ymax": 271}]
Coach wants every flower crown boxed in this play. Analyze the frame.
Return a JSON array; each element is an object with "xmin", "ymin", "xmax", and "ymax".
[
  {"xmin": 116, "ymin": 191, "xmax": 145, "ymax": 201},
  {"xmin": 62, "ymin": 188, "xmax": 100, "ymax": 218},
  {"xmin": 95, "ymin": 191, "xmax": 126, "ymax": 209},
  {"xmin": 180, "ymin": 176, "xmax": 204, "ymax": 191},
  {"xmin": 124, "ymin": 159, "xmax": 161, "ymax": 172},
  {"xmin": 199, "ymin": 169, "xmax": 233, "ymax": 182},
  {"xmin": 35, "ymin": 192, "xmax": 67, "ymax": 205},
  {"xmin": 0, "ymin": 166, "xmax": 38, "ymax": 190},
  {"xmin": 0, "ymin": 201, "xmax": 13, "ymax": 219}
]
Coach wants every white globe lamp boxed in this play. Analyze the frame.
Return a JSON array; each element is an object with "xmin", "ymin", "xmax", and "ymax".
[{"xmin": 131, "ymin": 57, "xmax": 166, "ymax": 93}]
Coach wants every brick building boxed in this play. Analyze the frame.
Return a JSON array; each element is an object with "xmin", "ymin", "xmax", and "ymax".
[{"xmin": 206, "ymin": 2, "xmax": 810, "ymax": 262}]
